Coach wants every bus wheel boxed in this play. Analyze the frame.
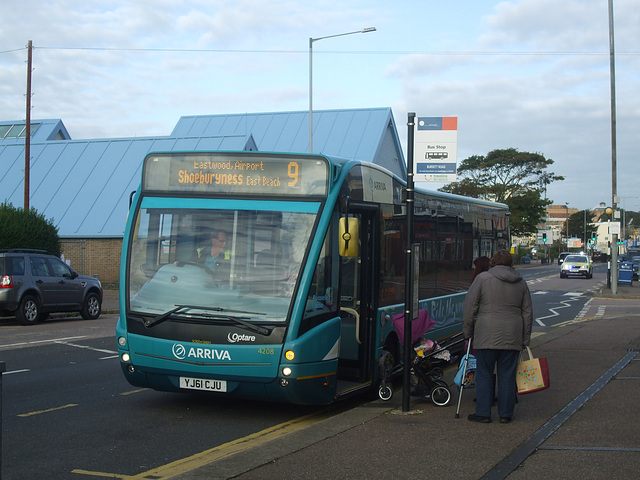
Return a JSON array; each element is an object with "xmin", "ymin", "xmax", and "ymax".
[{"xmin": 378, "ymin": 383, "xmax": 393, "ymax": 401}]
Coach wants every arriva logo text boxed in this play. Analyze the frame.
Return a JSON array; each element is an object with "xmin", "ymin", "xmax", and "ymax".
[
  {"xmin": 172, "ymin": 343, "xmax": 231, "ymax": 361},
  {"xmin": 227, "ymin": 332, "xmax": 256, "ymax": 343}
]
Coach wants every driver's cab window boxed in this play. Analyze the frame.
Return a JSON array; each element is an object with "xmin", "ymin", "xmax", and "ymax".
[{"xmin": 303, "ymin": 233, "xmax": 337, "ymax": 321}]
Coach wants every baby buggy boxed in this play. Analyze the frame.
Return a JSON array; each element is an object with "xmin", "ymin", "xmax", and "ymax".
[{"xmin": 378, "ymin": 310, "xmax": 464, "ymax": 406}]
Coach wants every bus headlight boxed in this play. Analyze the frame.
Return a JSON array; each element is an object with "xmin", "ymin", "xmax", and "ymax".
[
  {"xmin": 118, "ymin": 336, "xmax": 127, "ymax": 347},
  {"xmin": 282, "ymin": 367, "xmax": 292, "ymax": 377},
  {"xmin": 121, "ymin": 353, "xmax": 130, "ymax": 363}
]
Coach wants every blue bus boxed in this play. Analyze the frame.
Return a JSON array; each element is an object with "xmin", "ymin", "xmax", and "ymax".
[{"xmin": 116, "ymin": 151, "xmax": 509, "ymax": 405}]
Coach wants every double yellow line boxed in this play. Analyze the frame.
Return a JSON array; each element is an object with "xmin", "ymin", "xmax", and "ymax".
[{"xmin": 72, "ymin": 410, "xmax": 325, "ymax": 479}]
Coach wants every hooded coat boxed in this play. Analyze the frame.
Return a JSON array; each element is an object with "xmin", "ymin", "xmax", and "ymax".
[{"xmin": 462, "ymin": 265, "xmax": 533, "ymax": 350}]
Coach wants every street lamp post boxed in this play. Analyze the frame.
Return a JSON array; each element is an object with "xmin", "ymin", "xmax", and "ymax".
[
  {"xmin": 309, "ymin": 27, "xmax": 376, "ymax": 153},
  {"xmin": 608, "ymin": 0, "xmax": 618, "ymax": 294},
  {"xmin": 565, "ymin": 202, "xmax": 570, "ymax": 249},
  {"xmin": 618, "ymin": 196, "xmax": 637, "ymax": 244}
]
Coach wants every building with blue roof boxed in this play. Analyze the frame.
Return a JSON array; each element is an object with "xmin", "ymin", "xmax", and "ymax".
[{"xmin": 0, "ymin": 108, "xmax": 406, "ymax": 285}]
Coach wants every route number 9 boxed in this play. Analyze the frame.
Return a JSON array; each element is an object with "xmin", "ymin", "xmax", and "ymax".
[{"xmin": 288, "ymin": 162, "xmax": 299, "ymax": 187}]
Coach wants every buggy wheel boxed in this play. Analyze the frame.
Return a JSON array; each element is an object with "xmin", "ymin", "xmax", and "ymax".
[
  {"xmin": 378, "ymin": 384, "xmax": 393, "ymax": 401},
  {"xmin": 428, "ymin": 367, "xmax": 444, "ymax": 381},
  {"xmin": 430, "ymin": 382, "xmax": 452, "ymax": 406}
]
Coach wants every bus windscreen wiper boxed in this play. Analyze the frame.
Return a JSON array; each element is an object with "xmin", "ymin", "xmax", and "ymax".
[
  {"xmin": 144, "ymin": 305, "xmax": 270, "ymax": 335},
  {"xmin": 144, "ymin": 305, "xmax": 188, "ymax": 328}
]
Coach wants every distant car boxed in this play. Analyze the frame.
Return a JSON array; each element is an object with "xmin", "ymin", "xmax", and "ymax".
[
  {"xmin": 591, "ymin": 251, "xmax": 608, "ymax": 262},
  {"xmin": 631, "ymin": 256, "xmax": 640, "ymax": 280},
  {"xmin": 560, "ymin": 254, "xmax": 593, "ymax": 279},
  {"xmin": 558, "ymin": 252, "xmax": 571, "ymax": 265},
  {"xmin": 627, "ymin": 249, "xmax": 640, "ymax": 259},
  {"xmin": 0, "ymin": 249, "xmax": 103, "ymax": 325}
]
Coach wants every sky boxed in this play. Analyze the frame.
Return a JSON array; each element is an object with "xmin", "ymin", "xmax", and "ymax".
[{"xmin": 1, "ymin": 0, "xmax": 639, "ymax": 211}]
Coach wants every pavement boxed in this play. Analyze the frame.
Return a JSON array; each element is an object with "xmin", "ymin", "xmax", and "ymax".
[
  {"xmin": 101, "ymin": 288, "xmax": 119, "ymax": 314},
  {"xmin": 105, "ymin": 278, "xmax": 640, "ymax": 480}
]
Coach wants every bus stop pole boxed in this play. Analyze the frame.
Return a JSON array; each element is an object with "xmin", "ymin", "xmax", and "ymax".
[
  {"xmin": 1, "ymin": 361, "xmax": 5, "ymax": 480},
  {"xmin": 402, "ymin": 113, "xmax": 416, "ymax": 412}
]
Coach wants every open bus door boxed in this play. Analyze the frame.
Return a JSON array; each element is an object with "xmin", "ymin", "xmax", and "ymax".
[{"xmin": 336, "ymin": 207, "xmax": 377, "ymax": 397}]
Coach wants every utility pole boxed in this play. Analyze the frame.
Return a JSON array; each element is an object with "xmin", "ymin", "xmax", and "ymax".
[
  {"xmin": 608, "ymin": 0, "xmax": 618, "ymax": 293},
  {"xmin": 24, "ymin": 40, "xmax": 33, "ymax": 211}
]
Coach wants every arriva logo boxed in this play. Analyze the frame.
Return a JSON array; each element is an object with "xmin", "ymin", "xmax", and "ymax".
[
  {"xmin": 172, "ymin": 344, "xmax": 186, "ymax": 359},
  {"xmin": 227, "ymin": 332, "xmax": 256, "ymax": 343},
  {"xmin": 171, "ymin": 343, "xmax": 231, "ymax": 361}
]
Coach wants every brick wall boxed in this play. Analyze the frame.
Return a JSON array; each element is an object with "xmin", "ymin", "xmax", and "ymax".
[{"xmin": 61, "ymin": 238, "xmax": 123, "ymax": 288}]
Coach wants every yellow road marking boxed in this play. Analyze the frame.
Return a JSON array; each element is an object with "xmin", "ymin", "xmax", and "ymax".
[
  {"xmin": 18, "ymin": 403, "xmax": 78, "ymax": 417},
  {"xmin": 119, "ymin": 388, "xmax": 147, "ymax": 396},
  {"xmin": 71, "ymin": 470, "xmax": 133, "ymax": 479},
  {"xmin": 73, "ymin": 410, "xmax": 325, "ymax": 479}
]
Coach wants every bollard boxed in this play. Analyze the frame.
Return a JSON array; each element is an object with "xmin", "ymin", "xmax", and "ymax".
[{"xmin": 0, "ymin": 361, "xmax": 5, "ymax": 480}]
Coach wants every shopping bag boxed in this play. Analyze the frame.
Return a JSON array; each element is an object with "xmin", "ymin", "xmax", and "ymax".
[
  {"xmin": 516, "ymin": 346, "xmax": 550, "ymax": 395},
  {"xmin": 453, "ymin": 352, "xmax": 476, "ymax": 388}
]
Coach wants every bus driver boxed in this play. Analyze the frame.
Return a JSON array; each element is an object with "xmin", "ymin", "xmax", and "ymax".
[{"xmin": 195, "ymin": 229, "xmax": 230, "ymax": 273}]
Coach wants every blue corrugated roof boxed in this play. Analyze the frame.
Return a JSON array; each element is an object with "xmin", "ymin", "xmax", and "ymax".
[
  {"xmin": 172, "ymin": 108, "xmax": 406, "ymax": 177},
  {"xmin": 0, "ymin": 108, "xmax": 406, "ymax": 238}
]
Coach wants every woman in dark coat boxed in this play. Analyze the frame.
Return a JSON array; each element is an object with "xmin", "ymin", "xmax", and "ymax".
[
  {"xmin": 471, "ymin": 255, "xmax": 491, "ymax": 283},
  {"xmin": 462, "ymin": 250, "xmax": 533, "ymax": 424}
]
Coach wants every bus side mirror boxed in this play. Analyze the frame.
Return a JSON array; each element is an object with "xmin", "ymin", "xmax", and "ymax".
[{"xmin": 339, "ymin": 217, "xmax": 359, "ymax": 257}]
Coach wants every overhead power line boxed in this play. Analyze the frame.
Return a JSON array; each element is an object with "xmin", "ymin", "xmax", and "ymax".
[
  {"xmin": 17, "ymin": 45, "xmax": 640, "ymax": 56},
  {"xmin": 2, "ymin": 45, "xmax": 639, "ymax": 57}
]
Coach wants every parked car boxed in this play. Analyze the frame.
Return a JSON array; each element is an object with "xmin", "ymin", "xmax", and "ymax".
[
  {"xmin": 558, "ymin": 252, "xmax": 571, "ymax": 265},
  {"xmin": 0, "ymin": 249, "xmax": 103, "ymax": 325},
  {"xmin": 560, "ymin": 254, "xmax": 593, "ymax": 279},
  {"xmin": 631, "ymin": 256, "xmax": 640, "ymax": 280}
]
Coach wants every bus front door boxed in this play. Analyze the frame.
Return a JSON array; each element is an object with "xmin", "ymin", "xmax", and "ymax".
[{"xmin": 337, "ymin": 208, "xmax": 377, "ymax": 395}]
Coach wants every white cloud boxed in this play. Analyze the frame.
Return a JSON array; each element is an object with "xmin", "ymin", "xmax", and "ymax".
[{"xmin": 1, "ymin": 0, "xmax": 638, "ymax": 210}]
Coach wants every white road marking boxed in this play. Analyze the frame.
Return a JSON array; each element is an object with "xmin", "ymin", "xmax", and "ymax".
[
  {"xmin": 54, "ymin": 340, "xmax": 116, "ymax": 355},
  {"xmin": 0, "ymin": 335, "xmax": 86, "ymax": 350},
  {"xmin": 4, "ymin": 369, "xmax": 30, "ymax": 375}
]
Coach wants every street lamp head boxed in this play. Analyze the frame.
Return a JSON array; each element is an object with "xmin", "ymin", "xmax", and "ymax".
[{"xmin": 309, "ymin": 26, "xmax": 376, "ymax": 153}]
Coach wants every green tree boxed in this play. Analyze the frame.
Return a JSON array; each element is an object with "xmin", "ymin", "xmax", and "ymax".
[
  {"xmin": 0, "ymin": 202, "xmax": 61, "ymax": 256},
  {"xmin": 506, "ymin": 190, "xmax": 548, "ymax": 237},
  {"xmin": 567, "ymin": 210, "xmax": 596, "ymax": 242},
  {"xmin": 439, "ymin": 148, "xmax": 564, "ymax": 237}
]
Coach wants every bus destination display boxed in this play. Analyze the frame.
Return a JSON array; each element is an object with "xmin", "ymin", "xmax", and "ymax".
[{"xmin": 143, "ymin": 153, "xmax": 328, "ymax": 196}]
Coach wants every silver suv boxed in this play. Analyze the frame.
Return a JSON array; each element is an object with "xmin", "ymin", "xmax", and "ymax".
[{"xmin": 0, "ymin": 249, "xmax": 103, "ymax": 325}]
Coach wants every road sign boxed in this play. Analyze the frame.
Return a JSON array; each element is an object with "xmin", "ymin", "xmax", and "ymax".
[
  {"xmin": 609, "ymin": 222, "xmax": 620, "ymax": 235},
  {"xmin": 413, "ymin": 117, "xmax": 458, "ymax": 183}
]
